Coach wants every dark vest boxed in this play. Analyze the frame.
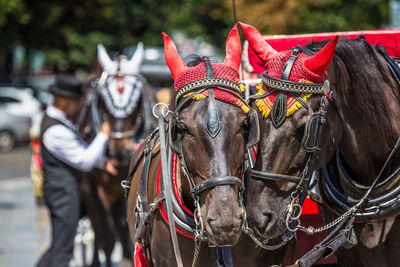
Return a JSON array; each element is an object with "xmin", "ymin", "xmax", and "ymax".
[{"xmin": 40, "ymin": 113, "xmax": 82, "ymax": 188}]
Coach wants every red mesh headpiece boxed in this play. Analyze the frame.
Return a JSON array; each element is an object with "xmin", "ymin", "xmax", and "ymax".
[
  {"xmin": 239, "ymin": 22, "xmax": 338, "ymax": 83},
  {"xmin": 239, "ymin": 22, "xmax": 338, "ymax": 119},
  {"xmin": 163, "ymin": 25, "xmax": 250, "ymax": 113},
  {"xmin": 174, "ymin": 63, "xmax": 239, "ymax": 91},
  {"xmin": 266, "ymin": 50, "xmax": 324, "ymax": 83}
]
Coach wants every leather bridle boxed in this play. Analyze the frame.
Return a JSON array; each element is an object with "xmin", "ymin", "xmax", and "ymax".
[
  {"xmin": 170, "ymin": 57, "xmax": 249, "ymax": 204},
  {"xmin": 245, "ymin": 46, "xmax": 344, "ymax": 249}
]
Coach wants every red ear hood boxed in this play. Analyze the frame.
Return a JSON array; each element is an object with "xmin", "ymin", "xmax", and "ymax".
[
  {"xmin": 238, "ymin": 22, "xmax": 277, "ymax": 64},
  {"xmin": 163, "ymin": 32, "xmax": 188, "ymax": 80},
  {"xmin": 224, "ymin": 24, "xmax": 241, "ymax": 70},
  {"xmin": 304, "ymin": 35, "xmax": 339, "ymax": 76}
]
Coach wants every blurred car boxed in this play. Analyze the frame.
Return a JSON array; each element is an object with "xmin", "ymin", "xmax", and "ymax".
[
  {"xmin": 0, "ymin": 108, "xmax": 31, "ymax": 152},
  {"xmin": 12, "ymin": 75, "xmax": 55, "ymax": 106},
  {"xmin": 0, "ymin": 86, "xmax": 42, "ymax": 151},
  {"xmin": 122, "ymin": 45, "xmax": 173, "ymax": 89}
]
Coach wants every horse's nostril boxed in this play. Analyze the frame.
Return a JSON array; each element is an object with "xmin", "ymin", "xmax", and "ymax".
[
  {"xmin": 259, "ymin": 212, "xmax": 273, "ymax": 232},
  {"xmin": 207, "ymin": 217, "xmax": 216, "ymax": 226}
]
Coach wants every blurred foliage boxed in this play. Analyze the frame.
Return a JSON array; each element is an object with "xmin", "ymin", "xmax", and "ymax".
[
  {"xmin": 0, "ymin": 0, "xmax": 233, "ymax": 71},
  {"xmin": 235, "ymin": 0, "xmax": 389, "ymax": 34},
  {"xmin": 0, "ymin": 0, "xmax": 391, "ymax": 72}
]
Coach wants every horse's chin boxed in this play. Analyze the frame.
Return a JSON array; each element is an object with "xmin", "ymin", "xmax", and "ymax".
[
  {"xmin": 252, "ymin": 224, "xmax": 285, "ymax": 241},
  {"xmin": 207, "ymin": 230, "xmax": 242, "ymax": 247}
]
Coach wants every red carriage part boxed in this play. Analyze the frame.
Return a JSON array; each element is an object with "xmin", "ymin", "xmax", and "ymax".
[
  {"xmin": 243, "ymin": 28, "xmax": 400, "ymax": 74},
  {"xmin": 301, "ymin": 196, "xmax": 320, "ymax": 215}
]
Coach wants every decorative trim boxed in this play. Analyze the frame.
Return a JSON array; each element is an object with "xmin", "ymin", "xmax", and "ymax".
[
  {"xmin": 255, "ymin": 83, "xmax": 311, "ymax": 119},
  {"xmin": 176, "ymin": 77, "xmax": 241, "ymax": 101},
  {"xmin": 262, "ymin": 74, "xmax": 326, "ymax": 94}
]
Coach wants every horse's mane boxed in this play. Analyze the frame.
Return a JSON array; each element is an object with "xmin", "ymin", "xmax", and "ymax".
[
  {"xmin": 185, "ymin": 54, "xmax": 203, "ymax": 67},
  {"xmin": 306, "ymin": 37, "xmax": 400, "ymax": 125}
]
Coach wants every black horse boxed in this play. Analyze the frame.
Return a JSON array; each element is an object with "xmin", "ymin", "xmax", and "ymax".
[{"xmin": 240, "ymin": 21, "xmax": 400, "ymax": 267}]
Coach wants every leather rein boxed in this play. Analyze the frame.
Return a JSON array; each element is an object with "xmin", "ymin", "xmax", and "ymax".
[{"xmin": 319, "ymin": 48, "xmax": 400, "ymax": 222}]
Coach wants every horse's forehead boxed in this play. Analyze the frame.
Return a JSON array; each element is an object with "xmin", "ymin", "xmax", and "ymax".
[
  {"xmin": 266, "ymin": 50, "xmax": 324, "ymax": 83},
  {"xmin": 180, "ymin": 100, "xmax": 243, "ymax": 125},
  {"xmin": 100, "ymin": 76, "xmax": 143, "ymax": 118}
]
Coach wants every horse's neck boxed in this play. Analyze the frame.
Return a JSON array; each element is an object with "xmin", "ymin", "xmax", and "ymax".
[{"xmin": 338, "ymin": 80, "xmax": 400, "ymax": 184}]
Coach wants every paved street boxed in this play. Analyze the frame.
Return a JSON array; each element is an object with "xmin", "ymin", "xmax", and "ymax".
[
  {"xmin": 0, "ymin": 145, "xmax": 124, "ymax": 267},
  {"xmin": 0, "ymin": 145, "xmax": 42, "ymax": 267}
]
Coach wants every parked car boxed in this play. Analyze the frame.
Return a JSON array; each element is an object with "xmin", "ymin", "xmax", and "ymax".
[
  {"xmin": 0, "ymin": 108, "xmax": 31, "ymax": 152},
  {"xmin": 12, "ymin": 75, "xmax": 55, "ymax": 106},
  {"xmin": 0, "ymin": 86, "xmax": 42, "ymax": 151}
]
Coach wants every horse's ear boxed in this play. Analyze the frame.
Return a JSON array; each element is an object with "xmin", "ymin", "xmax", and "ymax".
[
  {"xmin": 120, "ymin": 42, "xmax": 144, "ymax": 75},
  {"xmin": 245, "ymin": 109, "xmax": 260, "ymax": 149},
  {"xmin": 304, "ymin": 35, "xmax": 339, "ymax": 76},
  {"xmin": 163, "ymin": 32, "xmax": 188, "ymax": 80},
  {"xmin": 130, "ymin": 42, "xmax": 144, "ymax": 68},
  {"xmin": 97, "ymin": 44, "xmax": 117, "ymax": 74},
  {"xmin": 224, "ymin": 24, "xmax": 241, "ymax": 70},
  {"xmin": 238, "ymin": 22, "xmax": 277, "ymax": 64}
]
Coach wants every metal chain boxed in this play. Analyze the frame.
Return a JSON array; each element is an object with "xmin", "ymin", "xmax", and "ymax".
[
  {"xmin": 192, "ymin": 197, "xmax": 204, "ymax": 267},
  {"xmin": 244, "ymin": 225, "xmax": 293, "ymax": 250},
  {"xmin": 296, "ymin": 206, "xmax": 357, "ymax": 235}
]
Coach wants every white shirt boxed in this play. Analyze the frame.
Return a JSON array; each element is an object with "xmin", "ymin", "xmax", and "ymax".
[{"xmin": 42, "ymin": 105, "xmax": 109, "ymax": 172}]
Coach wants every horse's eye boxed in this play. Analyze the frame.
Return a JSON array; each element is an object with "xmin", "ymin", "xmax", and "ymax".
[
  {"xmin": 295, "ymin": 124, "xmax": 305, "ymax": 140},
  {"xmin": 242, "ymin": 118, "xmax": 250, "ymax": 128},
  {"xmin": 178, "ymin": 122, "xmax": 189, "ymax": 133}
]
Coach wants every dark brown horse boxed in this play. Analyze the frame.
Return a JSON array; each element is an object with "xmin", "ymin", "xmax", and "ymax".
[
  {"xmin": 79, "ymin": 43, "xmax": 157, "ymax": 267},
  {"xmin": 240, "ymin": 22, "xmax": 400, "ymax": 266},
  {"xmin": 126, "ymin": 26, "xmax": 262, "ymax": 266}
]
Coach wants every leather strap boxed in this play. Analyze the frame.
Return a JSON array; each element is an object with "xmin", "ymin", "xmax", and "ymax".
[
  {"xmin": 250, "ymin": 169, "xmax": 301, "ymax": 183},
  {"xmin": 270, "ymin": 47, "xmax": 301, "ymax": 128},
  {"xmin": 191, "ymin": 176, "xmax": 243, "ymax": 196}
]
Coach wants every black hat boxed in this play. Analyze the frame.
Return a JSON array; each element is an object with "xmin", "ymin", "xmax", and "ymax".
[{"xmin": 49, "ymin": 74, "xmax": 84, "ymax": 98}]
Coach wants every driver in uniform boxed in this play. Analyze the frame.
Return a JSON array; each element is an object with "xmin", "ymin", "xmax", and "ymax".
[{"xmin": 36, "ymin": 75, "xmax": 117, "ymax": 267}]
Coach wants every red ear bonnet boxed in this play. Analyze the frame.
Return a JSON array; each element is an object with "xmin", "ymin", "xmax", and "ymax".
[
  {"xmin": 238, "ymin": 22, "xmax": 277, "ymax": 64},
  {"xmin": 163, "ymin": 32, "xmax": 188, "ymax": 80},
  {"xmin": 164, "ymin": 27, "xmax": 242, "ymax": 91},
  {"xmin": 224, "ymin": 24, "xmax": 241, "ymax": 70},
  {"xmin": 304, "ymin": 35, "xmax": 339, "ymax": 76}
]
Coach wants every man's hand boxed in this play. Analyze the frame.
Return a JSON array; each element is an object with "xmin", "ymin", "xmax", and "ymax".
[
  {"xmin": 105, "ymin": 159, "xmax": 118, "ymax": 176},
  {"xmin": 100, "ymin": 121, "xmax": 112, "ymax": 137}
]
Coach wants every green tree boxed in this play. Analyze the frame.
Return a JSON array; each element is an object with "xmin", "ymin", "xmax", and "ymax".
[
  {"xmin": 0, "ymin": 0, "xmax": 391, "ymax": 79},
  {"xmin": 0, "ymin": 0, "xmax": 235, "ymax": 76},
  {"xmin": 232, "ymin": 0, "xmax": 389, "ymax": 34}
]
